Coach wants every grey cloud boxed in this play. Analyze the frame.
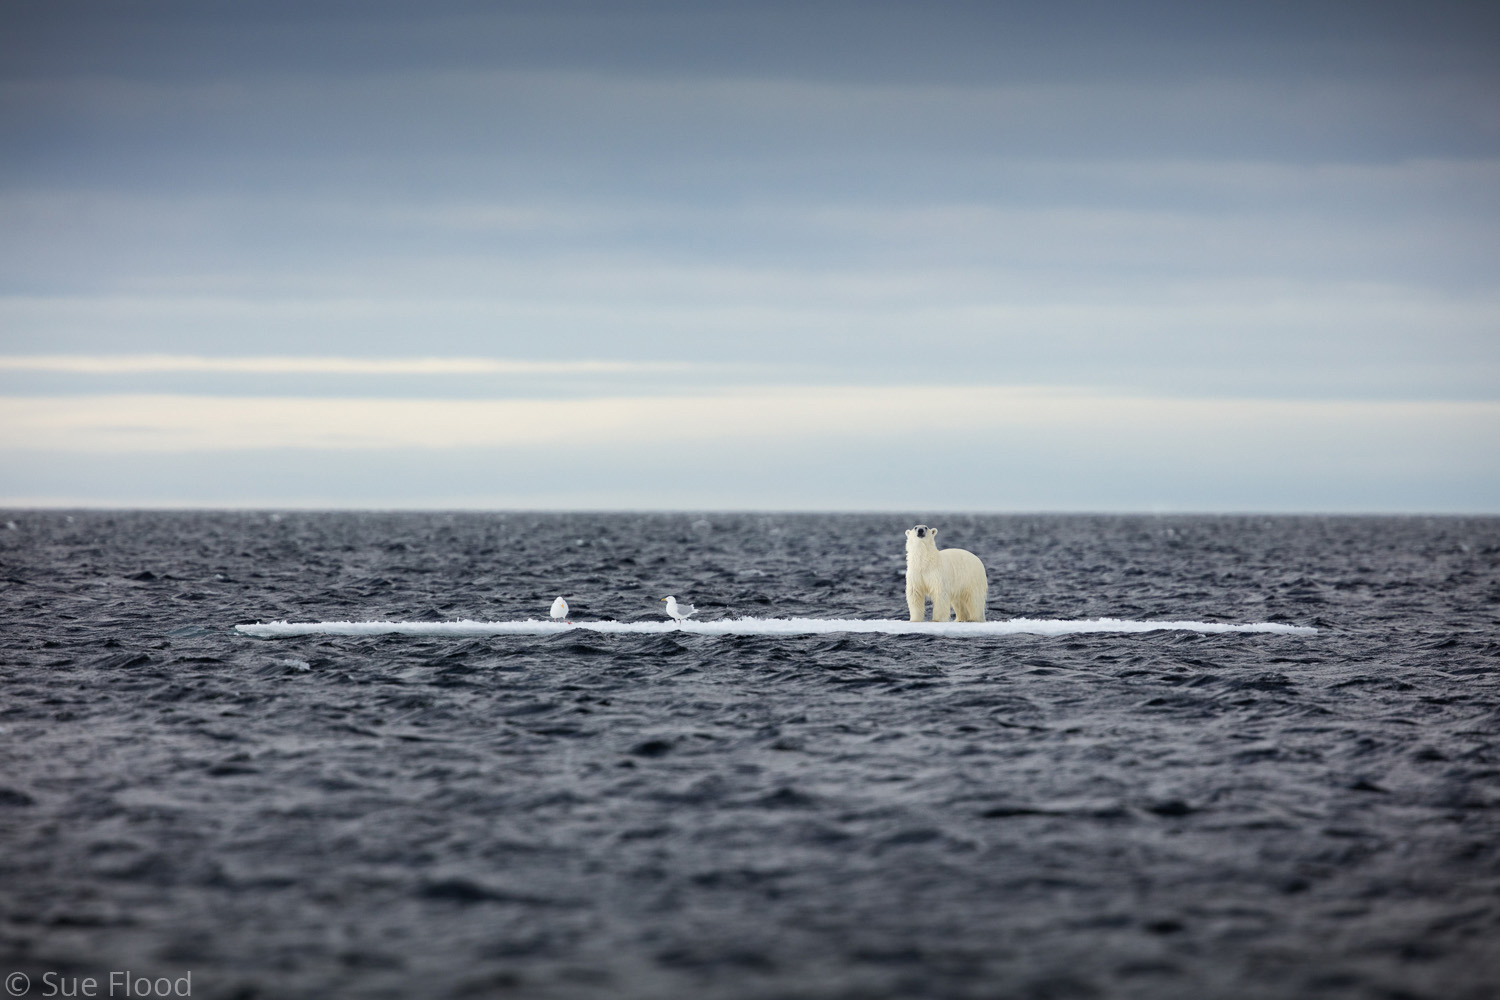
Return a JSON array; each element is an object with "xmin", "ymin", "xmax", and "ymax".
[
  {"xmin": 5, "ymin": 1, "xmax": 1498, "ymax": 86},
  {"xmin": 5, "ymin": 70, "xmax": 1498, "ymax": 199},
  {"xmin": 5, "ymin": 157, "xmax": 1497, "ymax": 293}
]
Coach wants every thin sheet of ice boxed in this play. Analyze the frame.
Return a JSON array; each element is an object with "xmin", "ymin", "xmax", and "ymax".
[{"xmin": 235, "ymin": 617, "xmax": 1317, "ymax": 638}]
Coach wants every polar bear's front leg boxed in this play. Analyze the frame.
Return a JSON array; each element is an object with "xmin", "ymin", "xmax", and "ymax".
[
  {"xmin": 906, "ymin": 584, "xmax": 925, "ymax": 622},
  {"xmin": 929, "ymin": 588, "xmax": 951, "ymax": 622}
]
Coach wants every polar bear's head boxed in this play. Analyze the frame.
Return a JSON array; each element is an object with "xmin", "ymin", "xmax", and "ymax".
[{"xmin": 906, "ymin": 524, "xmax": 938, "ymax": 553}]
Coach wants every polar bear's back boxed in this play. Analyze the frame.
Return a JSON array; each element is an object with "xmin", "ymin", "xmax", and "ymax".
[
  {"xmin": 939, "ymin": 545, "xmax": 985, "ymax": 577},
  {"xmin": 938, "ymin": 546, "xmax": 987, "ymax": 595}
]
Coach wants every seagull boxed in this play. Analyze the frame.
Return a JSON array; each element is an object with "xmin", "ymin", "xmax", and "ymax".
[
  {"xmin": 660, "ymin": 596, "xmax": 696, "ymax": 624},
  {"xmin": 550, "ymin": 596, "xmax": 570, "ymax": 624}
]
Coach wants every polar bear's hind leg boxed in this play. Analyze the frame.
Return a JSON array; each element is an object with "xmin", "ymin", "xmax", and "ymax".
[{"xmin": 956, "ymin": 585, "xmax": 987, "ymax": 622}]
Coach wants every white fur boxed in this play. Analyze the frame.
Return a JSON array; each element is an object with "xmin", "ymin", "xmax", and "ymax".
[{"xmin": 905, "ymin": 525, "xmax": 987, "ymax": 622}]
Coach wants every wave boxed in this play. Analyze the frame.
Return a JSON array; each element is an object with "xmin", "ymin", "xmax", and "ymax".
[{"xmin": 235, "ymin": 617, "xmax": 1317, "ymax": 638}]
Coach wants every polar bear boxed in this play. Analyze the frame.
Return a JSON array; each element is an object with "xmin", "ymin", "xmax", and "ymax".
[{"xmin": 905, "ymin": 524, "xmax": 987, "ymax": 622}]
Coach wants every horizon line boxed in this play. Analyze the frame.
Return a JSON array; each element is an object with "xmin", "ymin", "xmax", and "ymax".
[{"xmin": 2, "ymin": 502, "xmax": 1495, "ymax": 516}]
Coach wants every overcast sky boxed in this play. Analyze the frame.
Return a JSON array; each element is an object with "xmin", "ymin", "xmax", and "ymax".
[{"xmin": 1, "ymin": 1, "xmax": 1497, "ymax": 510}]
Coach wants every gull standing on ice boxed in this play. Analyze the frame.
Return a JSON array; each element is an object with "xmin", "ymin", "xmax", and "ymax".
[
  {"xmin": 550, "ymin": 596, "xmax": 570, "ymax": 624},
  {"xmin": 660, "ymin": 596, "xmax": 696, "ymax": 624}
]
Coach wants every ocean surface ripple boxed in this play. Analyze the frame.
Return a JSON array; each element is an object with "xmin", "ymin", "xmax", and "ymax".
[{"xmin": 1, "ymin": 511, "xmax": 1498, "ymax": 1000}]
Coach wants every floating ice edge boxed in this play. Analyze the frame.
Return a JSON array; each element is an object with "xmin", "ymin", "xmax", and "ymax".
[{"xmin": 235, "ymin": 617, "xmax": 1317, "ymax": 638}]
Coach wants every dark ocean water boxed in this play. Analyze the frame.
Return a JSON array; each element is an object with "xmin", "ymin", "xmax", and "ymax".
[{"xmin": 1, "ymin": 511, "xmax": 1498, "ymax": 1000}]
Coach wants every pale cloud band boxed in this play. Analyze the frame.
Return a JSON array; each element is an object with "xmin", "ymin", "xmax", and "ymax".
[{"xmin": 3, "ymin": 389, "xmax": 1494, "ymax": 461}]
